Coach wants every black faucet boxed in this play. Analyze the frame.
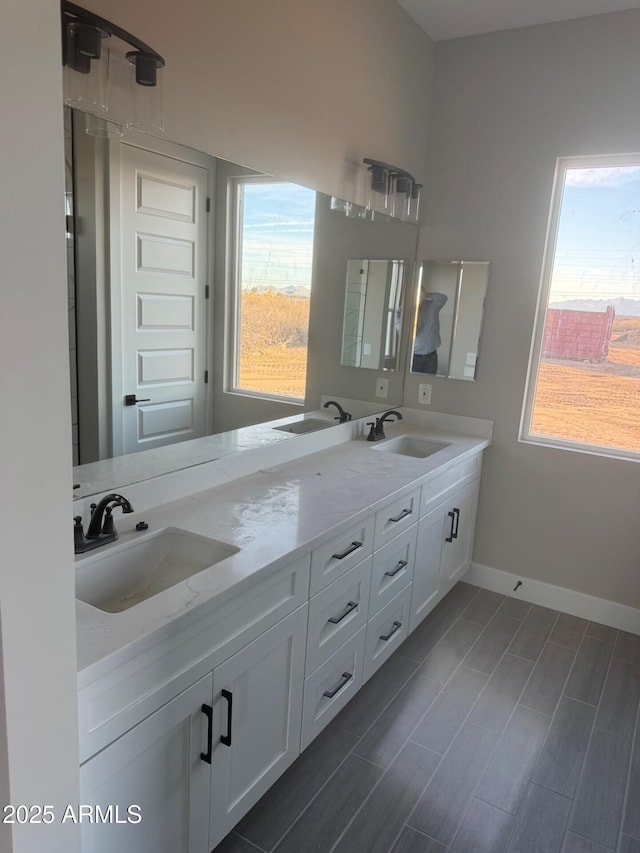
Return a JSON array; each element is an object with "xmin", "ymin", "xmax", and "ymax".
[
  {"xmin": 323, "ymin": 400, "xmax": 352, "ymax": 423},
  {"xmin": 74, "ymin": 493, "xmax": 134, "ymax": 554},
  {"xmin": 366, "ymin": 409, "xmax": 403, "ymax": 441}
]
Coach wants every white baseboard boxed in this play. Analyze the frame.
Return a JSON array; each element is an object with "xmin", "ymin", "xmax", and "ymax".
[{"xmin": 466, "ymin": 562, "xmax": 640, "ymax": 636}]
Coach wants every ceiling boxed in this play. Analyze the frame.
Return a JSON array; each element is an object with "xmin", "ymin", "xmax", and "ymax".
[{"xmin": 396, "ymin": 0, "xmax": 640, "ymax": 41}]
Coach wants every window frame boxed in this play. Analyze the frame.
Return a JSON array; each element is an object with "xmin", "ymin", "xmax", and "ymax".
[
  {"xmin": 226, "ymin": 175, "xmax": 313, "ymax": 405},
  {"xmin": 520, "ymin": 152, "xmax": 640, "ymax": 463}
]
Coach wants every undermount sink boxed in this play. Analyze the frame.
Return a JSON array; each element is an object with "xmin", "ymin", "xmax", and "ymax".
[
  {"xmin": 371, "ymin": 436, "xmax": 450, "ymax": 459},
  {"xmin": 272, "ymin": 418, "xmax": 334, "ymax": 434},
  {"xmin": 75, "ymin": 527, "xmax": 239, "ymax": 613}
]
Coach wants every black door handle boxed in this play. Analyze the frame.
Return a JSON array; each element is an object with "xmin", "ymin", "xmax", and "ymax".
[
  {"xmin": 200, "ymin": 704, "xmax": 213, "ymax": 764},
  {"xmin": 220, "ymin": 689, "xmax": 233, "ymax": 747},
  {"xmin": 446, "ymin": 510, "xmax": 456, "ymax": 543},
  {"xmin": 124, "ymin": 394, "xmax": 151, "ymax": 406},
  {"xmin": 452, "ymin": 507, "xmax": 460, "ymax": 539}
]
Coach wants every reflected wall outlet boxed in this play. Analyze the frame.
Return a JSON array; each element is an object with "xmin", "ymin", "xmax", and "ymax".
[
  {"xmin": 418, "ymin": 383, "xmax": 432, "ymax": 405},
  {"xmin": 376, "ymin": 377, "xmax": 389, "ymax": 399}
]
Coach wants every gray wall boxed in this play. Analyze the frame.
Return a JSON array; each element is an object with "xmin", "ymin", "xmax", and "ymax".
[{"xmin": 408, "ymin": 9, "xmax": 640, "ymax": 607}]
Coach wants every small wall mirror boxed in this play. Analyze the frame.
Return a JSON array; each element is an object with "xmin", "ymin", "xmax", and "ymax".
[
  {"xmin": 409, "ymin": 260, "xmax": 489, "ymax": 381},
  {"xmin": 340, "ymin": 259, "xmax": 406, "ymax": 371}
]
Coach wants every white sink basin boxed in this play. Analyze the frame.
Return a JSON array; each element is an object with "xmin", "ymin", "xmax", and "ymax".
[
  {"xmin": 273, "ymin": 418, "xmax": 334, "ymax": 434},
  {"xmin": 75, "ymin": 527, "xmax": 239, "ymax": 613},
  {"xmin": 371, "ymin": 436, "xmax": 450, "ymax": 459}
]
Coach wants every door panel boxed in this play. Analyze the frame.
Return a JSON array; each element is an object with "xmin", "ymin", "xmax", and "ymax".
[{"xmin": 115, "ymin": 143, "xmax": 209, "ymax": 455}]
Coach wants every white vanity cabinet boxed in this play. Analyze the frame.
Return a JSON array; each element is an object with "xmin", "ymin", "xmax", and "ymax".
[
  {"xmin": 79, "ymin": 674, "xmax": 213, "ymax": 853},
  {"xmin": 208, "ymin": 605, "xmax": 308, "ymax": 849}
]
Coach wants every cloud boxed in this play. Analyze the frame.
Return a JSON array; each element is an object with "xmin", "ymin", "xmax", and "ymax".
[{"xmin": 565, "ymin": 166, "xmax": 640, "ymax": 188}]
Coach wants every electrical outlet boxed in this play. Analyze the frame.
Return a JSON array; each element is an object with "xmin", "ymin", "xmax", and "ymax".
[
  {"xmin": 418, "ymin": 383, "xmax": 432, "ymax": 405},
  {"xmin": 376, "ymin": 377, "xmax": 389, "ymax": 399}
]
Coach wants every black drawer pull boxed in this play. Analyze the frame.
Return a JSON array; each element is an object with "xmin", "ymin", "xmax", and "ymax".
[
  {"xmin": 446, "ymin": 510, "xmax": 456, "ymax": 543},
  {"xmin": 385, "ymin": 559, "xmax": 408, "ymax": 578},
  {"xmin": 389, "ymin": 507, "xmax": 412, "ymax": 523},
  {"xmin": 452, "ymin": 507, "xmax": 460, "ymax": 539},
  {"xmin": 200, "ymin": 704, "xmax": 213, "ymax": 764},
  {"xmin": 332, "ymin": 541, "xmax": 362, "ymax": 560},
  {"xmin": 323, "ymin": 672, "xmax": 353, "ymax": 699},
  {"xmin": 379, "ymin": 620, "xmax": 402, "ymax": 642},
  {"xmin": 328, "ymin": 600, "xmax": 358, "ymax": 624},
  {"xmin": 220, "ymin": 689, "xmax": 233, "ymax": 747}
]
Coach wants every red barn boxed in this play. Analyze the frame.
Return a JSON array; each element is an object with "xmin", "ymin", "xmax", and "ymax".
[{"xmin": 542, "ymin": 306, "xmax": 615, "ymax": 362}]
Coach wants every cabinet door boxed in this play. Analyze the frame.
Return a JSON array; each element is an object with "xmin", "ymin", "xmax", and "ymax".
[
  {"xmin": 209, "ymin": 605, "xmax": 307, "ymax": 849},
  {"xmin": 79, "ymin": 674, "xmax": 213, "ymax": 853},
  {"xmin": 440, "ymin": 480, "xmax": 479, "ymax": 589},
  {"xmin": 410, "ymin": 503, "xmax": 447, "ymax": 633}
]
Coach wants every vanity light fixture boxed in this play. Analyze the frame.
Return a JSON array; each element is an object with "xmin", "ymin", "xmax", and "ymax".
[
  {"xmin": 363, "ymin": 158, "xmax": 422, "ymax": 224},
  {"xmin": 61, "ymin": 1, "xmax": 165, "ymax": 134}
]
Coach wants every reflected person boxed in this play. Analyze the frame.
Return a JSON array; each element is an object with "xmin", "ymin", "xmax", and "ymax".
[{"xmin": 412, "ymin": 290, "xmax": 447, "ymax": 374}]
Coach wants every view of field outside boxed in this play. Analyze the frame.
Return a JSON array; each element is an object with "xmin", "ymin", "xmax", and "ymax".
[
  {"xmin": 529, "ymin": 164, "xmax": 640, "ymax": 453},
  {"xmin": 235, "ymin": 181, "xmax": 315, "ymax": 400}
]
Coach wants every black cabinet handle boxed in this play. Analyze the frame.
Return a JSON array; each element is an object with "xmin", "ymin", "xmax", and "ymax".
[
  {"xmin": 332, "ymin": 541, "xmax": 362, "ymax": 560},
  {"xmin": 446, "ymin": 510, "xmax": 456, "ymax": 543},
  {"xmin": 220, "ymin": 689, "xmax": 233, "ymax": 747},
  {"xmin": 327, "ymin": 600, "xmax": 358, "ymax": 624},
  {"xmin": 452, "ymin": 507, "xmax": 460, "ymax": 540},
  {"xmin": 200, "ymin": 704, "xmax": 213, "ymax": 764},
  {"xmin": 389, "ymin": 507, "xmax": 412, "ymax": 523},
  {"xmin": 385, "ymin": 559, "xmax": 408, "ymax": 578},
  {"xmin": 379, "ymin": 620, "xmax": 402, "ymax": 642},
  {"xmin": 323, "ymin": 672, "xmax": 353, "ymax": 699}
]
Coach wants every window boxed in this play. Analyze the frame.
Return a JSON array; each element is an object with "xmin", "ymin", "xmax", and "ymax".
[
  {"xmin": 522, "ymin": 156, "xmax": 640, "ymax": 459},
  {"xmin": 230, "ymin": 178, "xmax": 316, "ymax": 402}
]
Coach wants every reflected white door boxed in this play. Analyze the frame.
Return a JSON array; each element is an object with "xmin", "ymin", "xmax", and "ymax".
[{"xmin": 113, "ymin": 143, "xmax": 209, "ymax": 455}]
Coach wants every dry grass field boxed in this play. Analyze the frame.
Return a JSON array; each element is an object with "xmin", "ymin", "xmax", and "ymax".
[
  {"xmin": 531, "ymin": 315, "xmax": 640, "ymax": 451},
  {"xmin": 237, "ymin": 291, "xmax": 310, "ymax": 399}
]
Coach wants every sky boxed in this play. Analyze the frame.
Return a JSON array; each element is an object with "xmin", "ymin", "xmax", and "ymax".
[
  {"xmin": 550, "ymin": 164, "xmax": 640, "ymax": 304},
  {"xmin": 240, "ymin": 181, "xmax": 316, "ymax": 291}
]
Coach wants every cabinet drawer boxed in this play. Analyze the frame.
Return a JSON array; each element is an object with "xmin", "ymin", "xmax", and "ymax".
[
  {"xmin": 373, "ymin": 487, "xmax": 420, "ymax": 550},
  {"xmin": 364, "ymin": 584, "xmax": 412, "ymax": 683},
  {"xmin": 310, "ymin": 516, "xmax": 375, "ymax": 595},
  {"xmin": 78, "ymin": 554, "xmax": 310, "ymax": 763},
  {"xmin": 369, "ymin": 524, "xmax": 416, "ymax": 617},
  {"xmin": 420, "ymin": 454, "xmax": 481, "ymax": 518},
  {"xmin": 301, "ymin": 626, "xmax": 366, "ymax": 750},
  {"xmin": 306, "ymin": 557, "xmax": 371, "ymax": 676}
]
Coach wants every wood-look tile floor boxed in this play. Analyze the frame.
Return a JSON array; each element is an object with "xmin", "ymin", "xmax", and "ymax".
[{"xmin": 215, "ymin": 583, "xmax": 640, "ymax": 853}]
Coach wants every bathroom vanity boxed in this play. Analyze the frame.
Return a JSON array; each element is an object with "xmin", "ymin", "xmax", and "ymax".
[{"xmin": 74, "ymin": 409, "xmax": 491, "ymax": 852}]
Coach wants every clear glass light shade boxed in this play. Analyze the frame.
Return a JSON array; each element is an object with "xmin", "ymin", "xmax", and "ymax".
[
  {"xmin": 83, "ymin": 113, "xmax": 123, "ymax": 138},
  {"xmin": 63, "ymin": 22, "xmax": 110, "ymax": 112},
  {"xmin": 406, "ymin": 184, "xmax": 422, "ymax": 225},
  {"xmin": 391, "ymin": 176, "xmax": 412, "ymax": 221},
  {"xmin": 366, "ymin": 166, "xmax": 392, "ymax": 216},
  {"xmin": 126, "ymin": 54, "xmax": 164, "ymax": 133}
]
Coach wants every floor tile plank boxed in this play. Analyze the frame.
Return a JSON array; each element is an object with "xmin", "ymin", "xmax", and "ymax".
[
  {"xmin": 520, "ymin": 642, "xmax": 576, "ymax": 717},
  {"xmin": 621, "ymin": 836, "xmax": 640, "ymax": 853},
  {"xmin": 615, "ymin": 631, "xmax": 640, "ymax": 667},
  {"xmin": 448, "ymin": 799, "xmax": 514, "ymax": 853},
  {"xmin": 562, "ymin": 832, "xmax": 612, "ymax": 853},
  {"xmin": 408, "ymin": 722, "xmax": 498, "ymax": 844},
  {"xmin": 418, "ymin": 619, "xmax": 484, "ymax": 683},
  {"xmin": 508, "ymin": 605, "xmax": 559, "ymax": 661},
  {"xmin": 463, "ymin": 614, "xmax": 521, "ymax": 675},
  {"xmin": 216, "ymin": 834, "xmax": 266, "ymax": 853},
  {"xmin": 568, "ymin": 727, "xmax": 632, "ymax": 849},
  {"xmin": 585, "ymin": 622, "xmax": 618, "ymax": 643},
  {"xmin": 354, "ymin": 675, "xmax": 442, "ymax": 768},
  {"xmin": 498, "ymin": 596, "xmax": 532, "ymax": 621},
  {"xmin": 549, "ymin": 614, "xmax": 588, "ymax": 651},
  {"xmin": 411, "ymin": 666, "xmax": 488, "ymax": 754},
  {"xmin": 564, "ymin": 636, "xmax": 613, "ymax": 706},
  {"xmin": 594, "ymin": 656, "xmax": 640, "ymax": 740},
  {"xmin": 273, "ymin": 755, "xmax": 382, "ymax": 853},
  {"xmin": 462, "ymin": 590, "xmax": 505, "ymax": 626},
  {"xmin": 398, "ymin": 602, "xmax": 461, "ymax": 664},
  {"xmin": 468, "ymin": 654, "xmax": 533, "ymax": 733},
  {"xmin": 390, "ymin": 827, "xmax": 447, "ymax": 853},
  {"xmin": 476, "ymin": 704, "xmax": 550, "ymax": 814},
  {"xmin": 333, "ymin": 743, "xmax": 441, "ymax": 853},
  {"xmin": 623, "ymin": 721, "xmax": 640, "ymax": 839},
  {"xmin": 442, "ymin": 582, "xmax": 480, "ymax": 612},
  {"xmin": 505, "ymin": 783, "xmax": 571, "ymax": 853},
  {"xmin": 531, "ymin": 696, "xmax": 595, "ymax": 798}
]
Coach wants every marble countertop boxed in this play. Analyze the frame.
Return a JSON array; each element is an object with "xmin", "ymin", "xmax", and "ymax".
[{"xmin": 75, "ymin": 410, "xmax": 491, "ymax": 687}]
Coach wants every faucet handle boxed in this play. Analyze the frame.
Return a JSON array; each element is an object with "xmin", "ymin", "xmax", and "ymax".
[{"xmin": 73, "ymin": 516, "xmax": 87, "ymax": 551}]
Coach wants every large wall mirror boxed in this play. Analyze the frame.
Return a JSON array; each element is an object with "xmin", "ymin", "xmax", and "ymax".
[
  {"xmin": 66, "ymin": 109, "xmax": 419, "ymax": 497},
  {"xmin": 409, "ymin": 260, "xmax": 489, "ymax": 381}
]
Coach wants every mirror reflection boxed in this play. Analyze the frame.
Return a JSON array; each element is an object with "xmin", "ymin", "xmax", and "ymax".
[
  {"xmin": 410, "ymin": 261, "xmax": 489, "ymax": 381},
  {"xmin": 66, "ymin": 108, "xmax": 419, "ymax": 496},
  {"xmin": 340, "ymin": 259, "xmax": 405, "ymax": 371}
]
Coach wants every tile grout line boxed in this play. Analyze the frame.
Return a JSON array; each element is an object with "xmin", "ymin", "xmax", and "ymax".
[
  {"xmin": 614, "ymin": 684, "xmax": 640, "ymax": 853},
  {"xmin": 230, "ymin": 830, "xmax": 270, "ymax": 852}
]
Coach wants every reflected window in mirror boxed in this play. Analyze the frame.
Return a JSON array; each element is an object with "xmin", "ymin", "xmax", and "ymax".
[
  {"xmin": 410, "ymin": 261, "xmax": 489, "ymax": 381},
  {"xmin": 230, "ymin": 178, "xmax": 316, "ymax": 401},
  {"xmin": 340, "ymin": 259, "xmax": 406, "ymax": 371}
]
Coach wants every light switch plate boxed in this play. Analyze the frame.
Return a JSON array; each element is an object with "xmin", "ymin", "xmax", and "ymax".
[{"xmin": 418, "ymin": 383, "xmax": 432, "ymax": 405}]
